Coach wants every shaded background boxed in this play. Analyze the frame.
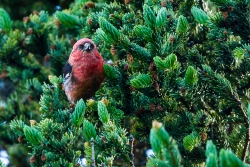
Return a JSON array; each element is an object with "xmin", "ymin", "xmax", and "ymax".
[{"xmin": 0, "ymin": 0, "xmax": 71, "ymax": 20}]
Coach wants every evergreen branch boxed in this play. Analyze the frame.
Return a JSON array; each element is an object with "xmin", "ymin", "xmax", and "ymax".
[
  {"xmin": 133, "ymin": 25, "xmax": 153, "ymax": 41},
  {"xmin": 183, "ymin": 131, "xmax": 201, "ymax": 152},
  {"xmin": 176, "ymin": 15, "xmax": 189, "ymax": 34},
  {"xmin": 153, "ymin": 53, "xmax": 178, "ymax": 70},
  {"xmin": 83, "ymin": 120, "xmax": 97, "ymax": 141},
  {"xmin": 205, "ymin": 141, "xmax": 218, "ymax": 167},
  {"xmin": 219, "ymin": 149, "xmax": 244, "ymax": 167},
  {"xmin": 178, "ymin": 96, "xmax": 197, "ymax": 113},
  {"xmin": 84, "ymin": 101, "xmax": 130, "ymax": 165},
  {"xmin": 9, "ymin": 119, "xmax": 25, "ymax": 136},
  {"xmin": 98, "ymin": 101, "xmax": 110, "ymax": 123},
  {"xmin": 55, "ymin": 11, "xmax": 80, "ymax": 28},
  {"xmin": 156, "ymin": 7, "xmax": 167, "ymax": 28},
  {"xmin": 23, "ymin": 125, "xmax": 44, "ymax": 145},
  {"xmin": 209, "ymin": 0, "xmax": 228, "ymax": 6},
  {"xmin": 143, "ymin": 4, "xmax": 156, "ymax": 29},
  {"xmin": 129, "ymin": 43, "xmax": 151, "ymax": 58},
  {"xmin": 231, "ymin": 95, "xmax": 250, "ymax": 162},
  {"xmin": 99, "ymin": 17, "xmax": 120, "ymax": 43},
  {"xmin": 200, "ymin": 66, "xmax": 232, "ymax": 96},
  {"xmin": 103, "ymin": 64, "xmax": 117, "ymax": 80},
  {"xmin": 71, "ymin": 99, "xmax": 85, "ymax": 127},
  {"xmin": 2, "ymin": 30, "xmax": 21, "ymax": 56},
  {"xmin": 97, "ymin": 18, "xmax": 152, "ymax": 59},
  {"xmin": 0, "ymin": 8, "xmax": 12, "ymax": 32},
  {"xmin": 191, "ymin": 6, "xmax": 209, "ymax": 24},
  {"xmin": 184, "ymin": 66, "xmax": 198, "ymax": 87},
  {"xmin": 130, "ymin": 74, "xmax": 152, "ymax": 89},
  {"xmin": 200, "ymin": 67, "xmax": 250, "ymax": 162},
  {"xmin": 149, "ymin": 120, "xmax": 182, "ymax": 167}
]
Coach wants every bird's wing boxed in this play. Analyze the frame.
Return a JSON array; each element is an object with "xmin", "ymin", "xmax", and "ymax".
[{"xmin": 63, "ymin": 61, "xmax": 73, "ymax": 81}]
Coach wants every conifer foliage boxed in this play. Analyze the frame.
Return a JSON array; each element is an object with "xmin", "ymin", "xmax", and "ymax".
[{"xmin": 1, "ymin": 0, "xmax": 250, "ymax": 166}]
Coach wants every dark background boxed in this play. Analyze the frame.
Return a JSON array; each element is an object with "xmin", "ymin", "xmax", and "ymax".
[{"xmin": 0, "ymin": 0, "xmax": 71, "ymax": 20}]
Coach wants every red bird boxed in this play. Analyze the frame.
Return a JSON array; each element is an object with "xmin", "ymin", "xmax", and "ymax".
[{"xmin": 63, "ymin": 38, "xmax": 105, "ymax": 104}]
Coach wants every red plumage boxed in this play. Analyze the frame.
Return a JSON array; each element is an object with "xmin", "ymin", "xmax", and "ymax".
[{"xmin": 63, "ymin": 38, "xmax": 105, "ymax": 104}]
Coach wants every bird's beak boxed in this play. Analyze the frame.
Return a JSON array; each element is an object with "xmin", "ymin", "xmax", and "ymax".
[{"xmin": 83, "ymin": 42, "xmax": 94, "ymax": 51}]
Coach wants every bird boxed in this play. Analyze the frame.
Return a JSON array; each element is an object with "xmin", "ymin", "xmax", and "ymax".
[{"xmin": 63, "ymin": 38, "xmax": 105, "ymax": 104}]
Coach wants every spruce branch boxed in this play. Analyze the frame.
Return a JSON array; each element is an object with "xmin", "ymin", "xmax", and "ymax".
[
  {"xmin": 205, "ymin": 140, "xmax": 248, "ymax": 167},
  {"xmin": 191, "ymin": 6, "xmax": 209, "ymax": 24},
  {"xmin": 176, "ymin": 95, "xmax": 197, "ymax": 113},
  {"xmin": 99, "ymin": 17, "xmax": 120, "ymax": 43},
  {"xmin": 83, "ymin": 100, "xmax": 130, "ymax": 165},
  {"xmin": 153, "ymin": 53, "xmax": 178, "ymax": 70},
  {"xmin": 183, "ymin": 131, "xmax": 201, "ymax": 152},
  {"xmin": 200, "ymin": 66, "xmax": 250, "ymax": 162},
  {"xmin": 176, "ymin": 15, "xmax": 189, "ymax": 34},
  {"xmin": 233, "ymin": 47, "xmax": 245, "ymax": 67},
  {"xmin": 130, "ymin": 74, "xmax": 152, "ymax": 89},
  {"xmin": 71, "ymin": 99, "xmax": 85, "ymax": 127},
  {"xmin": 103, "ymin": 64, "xmax": 117, "ymax": 80},
  {"xmin": 98, "ymin": 101, "xmax": 110, "ymax": 123},
  {"xmin": 23, "ymin": 125, "xmax": 44, "ymax": 146},
  {"xmin": 156, "ymin": 7, "xmax": 167, "ymax": 28},
  {"xmin": 1, "ymin": 29, "xmax": 21, "ymax": 56},
  {"xmin": 219, "ymin": 149, "xmax": 244, "ymax": 167},
  {"xmin": 97, "ymin": 17, "xmax": 152, "ymax": 59},
  {"xmin": 205, "ymin": 141, "xmax": 218, "ymax": 167},
  {"xmin": 129, "ymin": 43, "xmax": 151, "ymax": 58},
  {"xmin": 133, "ymin": 25, "xmax": 153, "ymax": 41},
  {"xmin": 0, "ymin": 8, "xmax": 12, "ymax": 32},
  {"xmin": 83, "ymin": 120, "xmax": 97, "ymax": 141},
  {"xmin": 184, "ymin": 66, "xmax": 198, "ymax": 87},
  {"xmin": 231, "ymin": 95, "xmax": 250, "ymax": 162},
  {"xmin": 148, "ymin": 120, "xmax": 182, "ymax": 167},
  {"xmin": 9, "ymin": 120, "xmax": 25, "ymax": 136},
  {"xmin": 143, "ymin": 4, "xmax": 156, "ymax": 29},
  {"xmin": 55, "ymin": 11, "xmax": 80, "ymax": 28}
]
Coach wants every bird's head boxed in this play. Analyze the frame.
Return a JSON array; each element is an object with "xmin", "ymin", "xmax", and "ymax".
[
  {"xmin": 73, "ymin": 38, "xmax": 96, "ymax": 52},
  {"xmin": 68, "ymin": 38, "xmax": 103, "ymax": 66}
]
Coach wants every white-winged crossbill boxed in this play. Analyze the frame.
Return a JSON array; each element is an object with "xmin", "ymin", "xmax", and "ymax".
[{"xmin": 63, "ymin": 38, "xmax": 105, "ymax": 104}]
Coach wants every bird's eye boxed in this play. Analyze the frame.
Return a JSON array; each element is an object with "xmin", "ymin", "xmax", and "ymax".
[
  {"xmin": 78, "ymin": 42, "xmax": 95, "ymax": 52},
  {"xmin": 78, "ymin": 44, "xmax": 84, "ymax": 50}
]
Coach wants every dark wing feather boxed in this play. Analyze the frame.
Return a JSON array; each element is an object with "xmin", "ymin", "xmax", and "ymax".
[{"xmin": 62, "ymin": 61, "xmax": 72, "ymax": 80}]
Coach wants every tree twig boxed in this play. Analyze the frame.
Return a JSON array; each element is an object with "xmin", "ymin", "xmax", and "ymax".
[
  {"xmin": 90, "ymin": 137, "xmax": 96, "ymax": 167},
  {"xmin": 129, "ymin": 135, "xmax": 135, "ymax": 167},
  {"xmin": 199, "ymin": 0, "xmax": 204, "ymax": 11}
]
